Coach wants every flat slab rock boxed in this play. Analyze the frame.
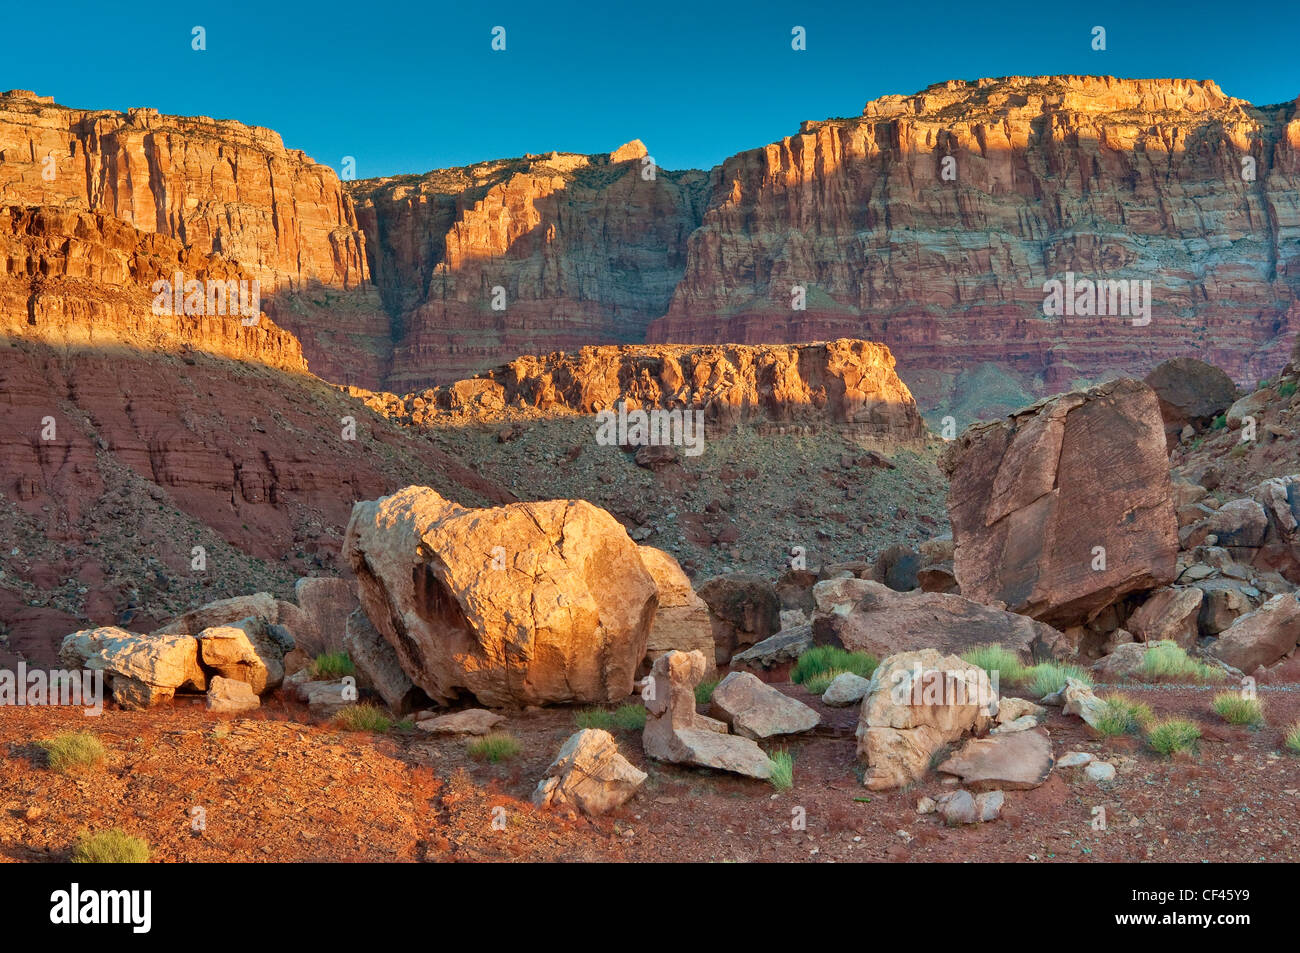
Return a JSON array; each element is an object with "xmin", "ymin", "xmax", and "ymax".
[
  {"xmin": 416, "ymin": 709, "xmax": 506, "ymax": 735},
  {"xmin": 937, "ymin": 728, "xmax": 1054, "ymax": 791},
  {"xmin": 711, "ymin": 671, "xmax": 820, "ymax": 739}
]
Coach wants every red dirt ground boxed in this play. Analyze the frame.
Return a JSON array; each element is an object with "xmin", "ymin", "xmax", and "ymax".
[{"xmin": 2, "ymin": 681, "xmax": 1298, "ymax": 863}]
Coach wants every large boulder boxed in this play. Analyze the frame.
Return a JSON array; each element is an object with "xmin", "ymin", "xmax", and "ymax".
[
  {"xmin": 152, "ymin": 593, "xmax": 277, "ymax": 637},
  {"xmin": 637, "ymin": 546, "xmax": 716, "ymax": 672},
  {"xmin": 1251, "ymin": 475, "xmax": 1300, "ymax": 582},
  {"xmin": 1208, "ymin": 593, "xmax": 1300, "ymax": 672},
  {"xmin": 286, "ymin": 577, "xmax": 360, "ymax": 657},
  {"xmin": 344, "ymin": 486, "xmax": 657, "ymax": 707},
  {"xmin": 696, "ymin": 573, "xmax": 782, "ymax": 664},
  {"xmin": 532, "ymin": 729, "xmax": 647, "ymax": 816},
  {"xmin": 1125, "ymin": 587, "xmax": 1204, "ymax": 649},
  {"xmin": 343, "ymin": 608, "xmax": 424, "ymax": 714},
  {"xmin": 710, "ymin": 671, "xmax": 820, "ymax": 739},
  {"xmin": 1143, "ymin": 357, "xmax": 1238, "ymax": 448},
  {"xmin": 811, "ymin": 577, "xmax": 1069, "ymax": 661},
  {"xmin": 194, "ymin": 619, "xmax": 287, "ymax": 695},
  {"xmin": 937, "ymin": 729, "xmax": 1054, "ymax": 791},
  {"xmin": 642, "ymin": 650, "xmax": 772, "ymax": 779},
  {"xmin": 940, "ymin": 378, "xmax": 1178, "ymax": 628},
  {"xmin": 60, "ymin": 627, "xmax": 205, "ymax": 709},
  {"xmin": 856, "ymin": 649, "xmax": 998, "ymax": 791}
]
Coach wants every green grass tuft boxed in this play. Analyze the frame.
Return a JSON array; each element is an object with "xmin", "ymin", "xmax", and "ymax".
[
  {"xmin": 311, "ymin": 651, "xmax": 355, "ymax": 679},
  {"xmin": 1139, "ymin": 642, "xmax": 1226, "ymax": 683},
  {"xmin": 468, "ymin": 732, "xmax": 521, "ymax": 763},
  {"xmin": 575, "ymin": 708, "xmax": 616, "ymax": 730},
  {"xmin": 694, "ymin": 679, "xmax": 719, "ymax": 706},
  {"xmin": 802, "ymin": 667, "xmax": 850, "ymax": 696},
  {"xmin": 1146, "ymin": 718, "xmax": 1202, "ymax": 757},
  {"xmin": 37, "ymin": 732, "xmax": 106, "ymax": 773},
  {"xmin": 1277, "ymin": 380, "xmax": 1297, "ymax": 399},
  {"xmin": 1211, "ymin": 693, "xmax": 1264, "ymax": 728},
  {"xmin": 576, "ymin": 704, "xmax": 646, "ymax": 732},
  {"xmin": 334, "ymin": 703, "xmax": 393, "ymax": 733},
  {"xmin": 72, "ymin": 830, "xmax": 150, "ymax": 864},
  {"xmin": 1285, "ymin": 721, "xmax": 1300, "ymax": 754},
  {"xmin": 961, "ymin": 644, "xmax": 1028, "ymax": 685},
  {"xmin": 1025, "ymin": 662, "xmax": 1092, "ymax": 698},
  {"xmin": 791, "ymin": 646, "xmax": 877, "ymax": 688},
  {"xmin": 767, "ymin": 749, "xmax": 795, "ymax": 791},
  {"xmin": 1093, "ymin": 694, "xmax": 1154, "ymax": 736}
]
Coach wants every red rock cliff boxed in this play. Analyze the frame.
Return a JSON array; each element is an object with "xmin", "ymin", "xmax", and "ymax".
[{"xmin": 647, "ymin": 76, "xmax": 1300, "ymax": 415}]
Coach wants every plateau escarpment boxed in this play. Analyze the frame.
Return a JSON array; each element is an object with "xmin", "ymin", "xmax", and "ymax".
[
  {"xmin": 348, "ymin": 141, "xmax": 709, "ymax": 391},
  {"xmin": 648, "ymin": 76, "xmax": 1300, "ymax": 417}
]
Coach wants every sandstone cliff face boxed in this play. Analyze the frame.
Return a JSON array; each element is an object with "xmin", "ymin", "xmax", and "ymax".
[
  {"xmin": 647, "ymin": 76, "xmax": 1300, "ymax": 416},
  {"xmin": 0, "ymin": 89, "xmax": 391, "ymax": 386},
  {"xmin": 348, "ymin": 142, "xmax": 709, "ymax": 391},
  {"xmin": 351, "ymin": 340, "xmax": 926, "ymax": 444}
]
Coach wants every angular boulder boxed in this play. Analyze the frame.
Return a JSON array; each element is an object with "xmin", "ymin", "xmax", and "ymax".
[
  {"xmin": 207, "ymin": 675, "xmax": 260, "ymax": 714},
  {"xmin": 811, "ymin": 577, "xmax": 1068, "ymax": 661},
  {"xmin": 195, "ymin": 617, "xmax": 288, "ymax": 694},
  {"xmin": 642, "ymin": 650, "xmax": 771, "ymax": 779},
  {"xmin": 532, "ymin": 729, "xmax": 647, "ymax": 816},
  {"xmin": 343, "ymin": 608, "xmax": 423, "ymax": 714},
  {"xmin": 60, "ymin": 627, "xmax": 205, "ymax": 709},
  {"xmin": 415, "ymin": 708, "xmax": 506, "ymax": 735},
  {"xmin": 856, "ymin": 649, "xmax": 998, "ymax": 791},
  {"xmin": 1143, "ymin": 357, "xmax": 1238, "ymax": 448},
  {"xmin": 287, "ymin": 577, "xmax": 360, "ymax": 657},
  {"xmin": 152, "ymin": 593, "xmax": 278, "ymax": 637},
  {"xmin": 940, "ymin": 378, "xmax": 1178, "ymax": 628},
  {"xmin": 696, "ymin": 573, "xmax": 782, "ymax": 664},
  {"xmin": 637, "ymin": 546, "xmax": 716, "ymax": 671},
  {"xmin": 711, "ymin": 671, "xmax": 820, "ymax": 739},
  {"xmin": 1209, "ymin": 593, "xmax": 1300, "ymax": 672},
  {"xmin": 938, "ymin": 729, "xmax": 1054, "ymax": 791},
  {"xmin": 344, "ymin": 486, "xmax": 657, "ymax": 707},
  {"xmin": 1125, "ymin": 587, "xmax": 1204, "ymax": 648},
  {"xmin": 730, "ymin": 624, "xmax": 814, "ymax": 670}
]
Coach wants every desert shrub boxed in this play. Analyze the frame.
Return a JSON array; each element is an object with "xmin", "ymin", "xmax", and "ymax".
[
  {"xmin": 334, "ymin": 703, "xmax": 393, "ymax": 733},
  {"xmin": 575, "ymin": 708, "xmax": 616, "ymax": 730},
  {"xmin": 468, "ymin": 732, "xmax": 521, "ymax": 762},
  {"xmin": 37, "ymin": 732, "xmax": 105, "ymax": 773},
  {"xmin": 802, "ymin": 668, "xmax": 851, "ymax": 695},
  {"xmin": 1094, "ymin": 695, "xmax": 1154, "ymax": 736},
  {"xmin": 1146, "ymin": 718, "xmax": 1201, "ymax": 756},
  {"xmin": 611, "ymin": 704, "xmax": 647, "ymax": 731},
  {"xmin": 1139, "ymin": 642, "xmax": 1225, "ymax": 683},
  {"xmin": 1210, "ymin": 414, "xmax": 1227, "ymax": 430},
  {"xmin": 694, "ymin": 679, "xmax": 719, "ymax": 706},
  {"xmin": 961, "ymin": 644, "xmax": 1028, "ymax": 685},
  {"xmin": 1285, "ymin": 721, "xmax": 1300, "ymax": 753},
  {"xmin": 791, "ymin": 646, "xmax": 877, "ymax": 687},
  {"xmin": 1278, "ymin": 380, "xmax": 1298, "ymax": 399},
  {"xmin": 311, "ymin": 651, "xmax": 354, "ymax": 679},
  {"xmin": 1025, "ymin": 663, "xmax": 1092, "ymax": 698},
  {"xmin": 72, "ymin": 830, "xmax": 150, "ymax": 864},
  {"xmin": 767, "ymin": 749, "xmax": 795, "ymax": 791},
  {"xmin": 1211, "ymin": 693, "xmax": 1264, "ymax": 728}
]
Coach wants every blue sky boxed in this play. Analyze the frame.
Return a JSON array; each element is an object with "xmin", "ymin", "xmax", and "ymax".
[{"xmin": 6, "ymin": 1, "xmax": 1297, "ymax": 178}]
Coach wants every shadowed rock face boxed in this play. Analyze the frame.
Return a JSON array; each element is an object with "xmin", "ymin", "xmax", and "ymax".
[
  {"xmin": 941, "ymin": 377, "xmax": 1179, "ymax": 628},
  {"xmin": 344, "ymin": 486, "xmax": 658, "ymax": 707}
]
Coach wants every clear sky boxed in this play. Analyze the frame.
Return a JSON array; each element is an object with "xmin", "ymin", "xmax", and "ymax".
[{"xmin": 5, "ymin": 1, "xmax": 1297, "ymax": 179}]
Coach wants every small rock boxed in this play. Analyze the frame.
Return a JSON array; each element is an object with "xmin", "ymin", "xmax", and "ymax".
[
  {"xmin": 415, "ymin": 708, "xmax": 506, "ymax": 735},
  {"xmin": 821, "ymin": 671, "xmax": 872, "ymax": 706},
  {"xmin": 1085, "ymin": 761, "xmax": 1116, "ymax": 782},
  {"xmin": 1056, "ymin": 751, "xmax": 1095, "ymax": 768}
]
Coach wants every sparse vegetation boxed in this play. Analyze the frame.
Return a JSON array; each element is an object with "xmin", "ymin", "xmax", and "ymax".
[
  {"xmin": 1278, "ymin": 380, "xmax": 1298, "ymax": 399},
  {"xmin": 1211, "ymin": 693, "xmax": 1264, "ymax": 728},
  {"xmin": 1210, "ymin": 413, "xmax": 1227, "ymax": 430},
  {"xmin": 791, "ymin": 646, "xmax": 878, "ymax": 691},
  {"xmin": 311, "ymin": 651, "xmax": 355, "ymax": 679},
  {"xmin": 694, "ymin": 679, "xmax": 719, "ymax": 706},
  {"xmin": 961, "ymin": 644, "xmax": 1028, "ymax": 685},
  {"xmin": 1285, "ymin": 721, "xmax": 1300, "ymax": 754},
  {"xmin": 468, "ymin": 732, "xmax": 521, "ymax": 762},
  {"xmin": 72, "ymin": 830, "xmax": 150, "ymax": 864},
  {"xmin": 1094, "ymin": 694, "xmax": 1154, "ymax": 736},
  {"xmin": 334, "ymin": 703, "xmax": 394, "ymax": 733},
  {"xmin": 37, "ymin": 732, "xmax": 106, "ymax": 773},
  {"xmin": 1139, "ymin": 641, "xmax": 1225, "ymax": 683},
  {"xmin": 576, "ymin": 704, "xmax": 647, "ymax": 731},
  {"xmin": 1146, "ymin": 718, "xmax": 1202, "ymax": 756},
  {"xmin": 767, "ymin": 749, "xmax": 794, "ymax": 791},
  {"xmin": 1025, "ymin": 662, "xmax": 1092, "ymax": 698}
]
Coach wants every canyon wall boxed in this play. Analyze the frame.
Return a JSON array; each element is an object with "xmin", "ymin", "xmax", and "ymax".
[
  {"xmin": 348, "ymin": 141, "xmax": 709, "ymax": 391},
  {"xmin": 648, "ymin": 76, "xmax": 1300, "ymax": 417},
  {"xmin": 0, "ymin": 88, "xmax": 390, "ymax": 385}
]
